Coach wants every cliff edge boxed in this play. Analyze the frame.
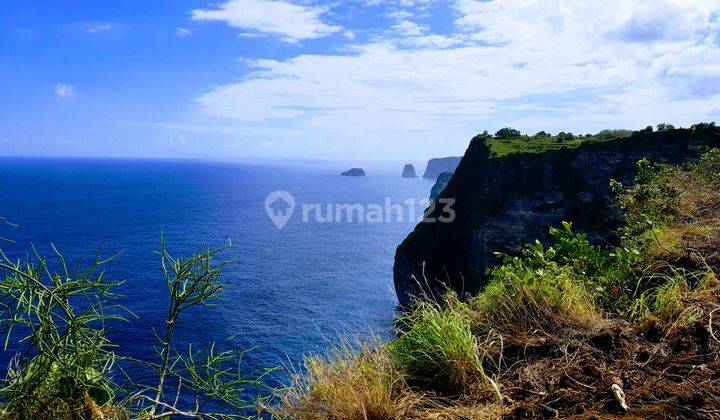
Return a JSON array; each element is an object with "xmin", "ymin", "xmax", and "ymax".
[
  {"xmin": 422, "ymin": 156, "xmax": 461, "ymax": 179},
  {"xmin": 394, "ymin": 125, "xmax": 720, "ymax": 306}
]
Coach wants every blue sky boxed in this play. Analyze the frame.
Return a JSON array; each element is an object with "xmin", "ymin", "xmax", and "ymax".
[{"xmin": 1, "ymin": 0, "xmax": 719, "ymax": 160}]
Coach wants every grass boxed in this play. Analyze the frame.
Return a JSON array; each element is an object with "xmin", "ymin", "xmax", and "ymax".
[
  {"xmin": 276, "ymin": 339, "xmax": 421, "ymax": 420},
  {"xmin": 389, "ymin": 296, "xmax": 495, "ymax": 394},
  {"xmin": 472, "ymin": 261, "xmax": 599, "ymax": 333},
  {"xmin": 484, "ymin": 129, "xmax": 630, "ymax": 157}
]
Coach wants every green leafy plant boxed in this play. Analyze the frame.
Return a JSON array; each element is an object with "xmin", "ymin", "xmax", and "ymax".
[
  {"xmin": 0, "ymin": 235, "xmax": 277, "ymax": 419},
  {"xmin": 0, "ymin": 245, "xmax": 126, "ymax": 418}
]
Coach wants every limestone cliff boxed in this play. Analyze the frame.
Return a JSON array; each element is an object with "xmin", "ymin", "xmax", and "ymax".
[
  {"xmin": 422, "ymin": 157, "xmax": 461, "ymax": 179},
  {"xmin": 393, "ymin": 126, "xmax": 720, "ymax": 306}
]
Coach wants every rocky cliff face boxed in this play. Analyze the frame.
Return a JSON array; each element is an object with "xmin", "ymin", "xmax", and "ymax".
[
  {"xmin": 429, "ymin": 172, "xmax": 453, "ymax": 199},
  {"xmin": 402, "ymin": 164, "xmax": 417, "ymax": 178},
  {"xmin": 394, "ymin": 128, "xmax": 720, "ymax": 306},
  {"xmin": 422, "ymin": 157, "xmax": 461, "ymax": 179}
]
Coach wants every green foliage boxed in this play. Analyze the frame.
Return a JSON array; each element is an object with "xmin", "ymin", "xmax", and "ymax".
[
  {"xmin": 477, "ymin": 258, "xmax": 598, "ymax": 329},
  {"xmin": 494, "ymin": 127, "xmax": 521, "ymax": 139},
  {"xmin": 389, "ymin": 298, "xmax": 494, "ymax": 394},
  {"xmin": 691, "ymin": 121, "xmax": 717, "ymax": 135},
  {"xmin": 0, "ymin": 237, "xmax": 276, "ymax": 419},
  {"xmin": 555, "ymin": 131, "xmax": 574, "ymax": 141},
  {"xmin": 611, "ymin": 158, "xmax": 680, "ymax": 237},
  {"xmin": 0, "ymin": 245, "xmax": 125, "ymax": 418},
  {"xmin": 485, "ymin": 222, "xmax": 643, "ymax": 315},
  {"xmin": 690, "ymin": 147, "xmax": 720, "ymax": 186},
  {"xmin": 484, "ymin": 123, "xmax": 718, "ymax": 157}
]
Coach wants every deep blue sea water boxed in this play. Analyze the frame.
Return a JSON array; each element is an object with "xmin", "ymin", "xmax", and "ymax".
[{"xmin": 0, "ymin": 157, "xmax": 433, "ymax": 400}]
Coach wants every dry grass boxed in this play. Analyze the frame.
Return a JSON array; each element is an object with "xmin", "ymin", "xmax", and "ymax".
[
  {"xmin": 411, "ymin": 402, "xmax": 504, "ymax": 419},
  {"xmin": 470, "ymin": 265, "xmax": 600, "ymax": 337},
  {"xmin": 275, "ymin": 339, "xmax": 423, "ymax": 420}
]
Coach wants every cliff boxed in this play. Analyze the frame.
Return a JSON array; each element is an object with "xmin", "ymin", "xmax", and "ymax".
[
  {"xmin": 422, "ymin": 156, "xmax": 461, "ymax": 179},
  {"xmin": 402, "ymin": 164, "xmax": 417, "ymax": 178},
  {"xmin": 429, "ymin": 172, "xmax": 452, "ymax": 199},
  {"xmin": 394, "ymin": 125, "xmax": 720, "ymax": 306}
]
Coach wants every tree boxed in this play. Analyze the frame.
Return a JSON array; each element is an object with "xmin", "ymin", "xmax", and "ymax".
[
  {"xmin": 691, "ymin": 122, "xmax": 717, "ymax": 135},
  {"xmin": 495, "ymin": 128, "xmax": 521, "ymax": 139},
  {"xmin": 556, "ymin": 132, "xmax": 574, "ymax": 141},
  {"xmin": 656, "ymin": 123, "xmax": 675, "ymax": 132},
  {"xmin": 534, "ymin": 131, "xmax": 551, "ymax": 137}
]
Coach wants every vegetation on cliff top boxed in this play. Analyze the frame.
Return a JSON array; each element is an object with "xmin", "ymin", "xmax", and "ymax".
[{"xmin": 484, "ymin": 122, "xmax": 716, "ymax": 157}]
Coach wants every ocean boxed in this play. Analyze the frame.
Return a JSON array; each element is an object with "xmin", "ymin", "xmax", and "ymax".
[{"xmin": 0, "ymin": 157, "xmax": 433, "ymax": 397}]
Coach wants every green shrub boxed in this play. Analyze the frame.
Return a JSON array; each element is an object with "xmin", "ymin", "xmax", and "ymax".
[
  {"xmin": 0, "ymin": 237, "xmax": 276, "ymax": 419},
  {"xmin": 476, "ymin": 250, "xmax": 599, "ymax": 330},
  {"xmin": 389, "ymin": 297, "xmax": 494, "ymax": 394},
  {"xmin": 691, "ymin": 148, "xmax": 720, "ymax": 186}
]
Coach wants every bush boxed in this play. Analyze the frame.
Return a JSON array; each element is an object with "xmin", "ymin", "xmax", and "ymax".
[
  {"xmin": 475, "ymin": 243, "xmax": 600, "ymax": 331},
  {"xmin": 494, "ymin": 128, "xmax": 521, "ymax": 139},
  {"xmin": 389, "ymin": 297, "xmax": 494, "ymax": 394},
  {"xmin": 0, "ymin": 237, "xmax": 276, "ymax": 419}
]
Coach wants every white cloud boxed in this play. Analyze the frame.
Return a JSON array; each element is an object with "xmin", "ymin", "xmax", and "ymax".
[
  {"xmin": 55, "ymin": 83, "xmax": 74, "ymax": 99},
  {"xmin": 86, "ymin": 22, "xmax": 113, "ymax": 33},
  {"xmin": 191, "ymin": 0, "xmax": 341, "ymax": 42},
  {"xmin": 176, "ymin": 27, "xmax": 191, "ymax": 37},
  {"xmin": 192, "ymin": 0, "xmax": 720, "ymax": 157},
  {"xmin": 392, "ymin": 20, "xmax": 427, "ymax": 36}
]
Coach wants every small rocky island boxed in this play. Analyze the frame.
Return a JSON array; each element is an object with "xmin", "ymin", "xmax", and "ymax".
[
  {"xmin": 341, "ymin": 168, "xmax": 365, "ymax": 176},
  {"xmin": 401, "ymin": 164, "xmax": 416, "ymax": 178}
]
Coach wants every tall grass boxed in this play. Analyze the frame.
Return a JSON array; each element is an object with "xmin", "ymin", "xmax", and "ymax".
[
  {"xmin": 389, "ymin": 296, "xmax": 499, "ymax": 396},
  {"xmin": 277, "ymin": 338, "xmax": 421, "ymax": 419}
]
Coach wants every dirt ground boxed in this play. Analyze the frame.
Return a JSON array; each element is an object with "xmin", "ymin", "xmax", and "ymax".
[{"xmin": 493, "ymin": 292, "xmax": 720, "ymax": 418}]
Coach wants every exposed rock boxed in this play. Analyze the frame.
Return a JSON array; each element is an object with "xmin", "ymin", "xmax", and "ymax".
[
  {"xmin": 402, "ymin": 164, "xmax": 417, "ymax": 178},
  {"xmin": 430, "ymin": 172, "xmax": 452, "ymax": 199},
  {"xmin": 341, "ymin": 168, "xmax": 365, "ymax": 177},
  {"xmin": 394, "ymin": 127, "xmax": 720, "ymax": 306},
  {"xmin": 422, "ymin": 157, "xmax": 461, "ymax": 179}
]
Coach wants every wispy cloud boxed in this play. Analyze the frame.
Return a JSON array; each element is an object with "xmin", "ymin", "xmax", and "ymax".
[
  {"xmin": 54, "ymin": 83, "xmax": 74, "ymax": 99},
  {"xmin": 176, "ymin": 27, "xmax": 191, "ymax": 37},
  {"xmin": 191, "ymin": 0, "xmax": 341, "ymax": 42},
  {"xmin": 195, "ymin": 0, "xmax": 720, "ymax": 139},
  {"xmin": 86, "ymin": 22, "xmax": 113, "ymax": 33}
]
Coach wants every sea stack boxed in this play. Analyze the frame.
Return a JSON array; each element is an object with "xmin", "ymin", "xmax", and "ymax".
[
  {"xmin": 341, "ymin": 168, "xmax": 365, "ymax": 176},
  {"xmin": 401, "ymin": 164, "xmax": 417, "ymax": 178}
]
